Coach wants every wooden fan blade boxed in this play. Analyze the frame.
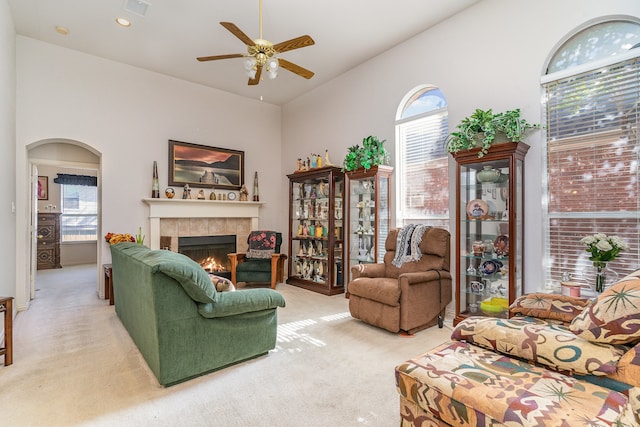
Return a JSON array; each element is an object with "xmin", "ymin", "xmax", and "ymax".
[
  {"xmin": 248, "ymin": 66, "xmax": 263, "ymax": 85},
  {"xmin": 197, "ymin": 53, "xmax": 244, "ymax": 62},
  {"xmin": 273, "ymin": 35, "xmax": 315, "ymax": 53},
  {"xmin": 278, "ymin": 58, "xmax": 315, "ymax": 79},
  {"xmin": 220, "ymin": 22, "xmax": 256, "ymax": 46}
]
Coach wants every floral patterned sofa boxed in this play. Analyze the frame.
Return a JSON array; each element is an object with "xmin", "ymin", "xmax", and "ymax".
[{"xmin": 395, "ymin": 270, "xmax": 640, "ymax": 426}]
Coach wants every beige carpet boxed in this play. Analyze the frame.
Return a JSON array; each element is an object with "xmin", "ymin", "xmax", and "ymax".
[{"xmin": 0, "ymin": 264, "xmax": 453, "ymax": 427}]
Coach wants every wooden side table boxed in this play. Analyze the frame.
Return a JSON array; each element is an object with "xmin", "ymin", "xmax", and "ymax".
[
  {"xmin": 0, "ymin": 296, "xmax": 13, "ymax": 366},
  {"xmin": 103, "ymin": 264, "xmax": 114, "ymax": 306}
]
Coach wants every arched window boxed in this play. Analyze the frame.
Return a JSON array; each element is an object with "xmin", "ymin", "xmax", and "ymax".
[
  {"xmin": 542, "ymin": 18, "xmax": 640, "ymax": 288},
  {"xmin": 395, "ymin": 85, "xmax": 449, "ymax": 229}
]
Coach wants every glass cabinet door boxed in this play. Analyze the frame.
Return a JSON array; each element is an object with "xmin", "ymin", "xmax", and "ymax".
[
  {"xmin": 287, "ymin": 167, "xmax": 345, "ymax": 295},
  {"xmin": 345, "ymin": 165, "xmax": 393, "ymax": 285},
  {"xmin": 454, "ymin": 143, "xmax": 528, "ymax": 325}
]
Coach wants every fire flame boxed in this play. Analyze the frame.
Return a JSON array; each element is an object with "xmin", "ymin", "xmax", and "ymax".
[{"xmin": 200, "ymin": 256, "xmax": 225, "ymax": 272}]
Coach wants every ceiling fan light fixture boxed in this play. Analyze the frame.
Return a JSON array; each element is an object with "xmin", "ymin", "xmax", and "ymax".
[
  {"xmin": 244, "ymin": 56, "xmax": 257, "ymax": 71},
  {"xmin": 266, "ymin": 57, "xmax": 279, "ymax": 71}
]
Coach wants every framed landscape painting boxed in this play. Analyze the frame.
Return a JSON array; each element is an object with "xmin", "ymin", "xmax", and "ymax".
[{"xmin": 168, "ymin": 140, "xmax": 244, "ymax": 189}]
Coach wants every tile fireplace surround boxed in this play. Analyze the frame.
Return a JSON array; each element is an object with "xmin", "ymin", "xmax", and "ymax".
[{"xmin": 143, "ymin": 199, "xmax": 263, "ymax": 252}]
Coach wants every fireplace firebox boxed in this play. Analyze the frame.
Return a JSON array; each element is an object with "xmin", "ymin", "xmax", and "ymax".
[{"xmin": 178, "ymin": 235, "xmax": 236, "ymax": 279}]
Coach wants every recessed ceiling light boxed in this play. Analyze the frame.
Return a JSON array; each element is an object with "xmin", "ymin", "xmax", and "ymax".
[
  {"xmin": 116, "ymin": 17, "xmax": 131, "ymax": 27},
  {"xmin": 55, "ymin": 26, "xmax": 69, "ymax": 35}
]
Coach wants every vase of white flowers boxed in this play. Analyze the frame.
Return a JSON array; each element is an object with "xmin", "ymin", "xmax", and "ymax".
[{"xmin": 579, "ymin": 233, "xmax": 629, "ymax": 293}]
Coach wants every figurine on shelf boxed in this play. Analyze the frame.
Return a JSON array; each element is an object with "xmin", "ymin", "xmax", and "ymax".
[
  {"xmin": 296, "ymin": 158, "xmax": 303, "ymax": 171},
  {"xmin": 197, "ymin": 189, "xmax": 205, "ymax": 200},
  {"xmin": 239, "ymin": 185, "xmax": 249, "ymax": 201},
  {"xmin": 324, "ymin": 149, "xmax": 334, "ymax": 166},
  {"xmin": 316, "ymin": 153, "xmax": 323, "ymax": 168},
  {"xmin": 310, "ymin": 154, "xmax": 318, "ymax": 169},
  {"xmin": 209, "ymin": 190, "xmax": 216, "ymax": 200},
  {"xmin": 182, "ymin": 184, "xmax": 190, "ymax": 199}
]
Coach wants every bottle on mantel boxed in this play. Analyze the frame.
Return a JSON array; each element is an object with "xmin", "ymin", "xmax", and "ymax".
[
  {"xmin": 253, "ymin": 171, "xmax": 260, "ymax": 202},
  {"xmin": 152, "ymin": 161, "xmax": 160, "ymax": 198}
]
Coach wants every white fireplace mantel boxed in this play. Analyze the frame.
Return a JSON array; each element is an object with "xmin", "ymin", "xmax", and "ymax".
[{"xmin": 143, "ymin": 198, "xmax": 263, "ymax": 249}]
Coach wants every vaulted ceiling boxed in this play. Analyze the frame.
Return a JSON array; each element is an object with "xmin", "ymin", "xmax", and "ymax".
[{"xmin": 9, "ymin": 0, "xmax": 479, "ymax": 105}]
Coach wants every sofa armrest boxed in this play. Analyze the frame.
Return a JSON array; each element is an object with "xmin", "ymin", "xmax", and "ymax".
[
  {"xmin": 197, "ymin": 288, "xmax": 285, "ymax": 318},
  {"xmin": 509, "ymin": 293, "xmax": 592, "ymax": 324},
  {"xmin": 351, "ymin": 263, "xmax": 386, "ymax": 279}
]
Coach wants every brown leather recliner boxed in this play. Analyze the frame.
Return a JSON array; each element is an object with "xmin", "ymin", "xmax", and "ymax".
[{"xmin": 347, "ymin": 227, "xmax": 452, "ymax": 334}]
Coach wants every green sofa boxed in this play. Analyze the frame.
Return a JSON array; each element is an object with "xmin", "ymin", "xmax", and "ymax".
[{"xmin": 110, "ymin": 242, "xmax": 286, "ymax": 386}]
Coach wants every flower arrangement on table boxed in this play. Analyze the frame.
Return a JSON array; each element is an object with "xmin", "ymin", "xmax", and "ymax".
[
  {"xmin": 579, "ymin": 233, "xmax": 629, "ymax": 292},
  {"xmin": 105, "ymin": 227, "xmax": 145, "ymax": 245}
]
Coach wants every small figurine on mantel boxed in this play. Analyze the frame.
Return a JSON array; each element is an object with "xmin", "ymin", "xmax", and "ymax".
[
  {"xmin": 182, "ymin": 184, "xmax": 190, "ymax": 199},
  {"xmin": 239, "ymin": 185, "xmax": 249, "ymax": 201},
  {"xmin": 197, "ymin": 189, "xmax": 205, "ymax": 200}
]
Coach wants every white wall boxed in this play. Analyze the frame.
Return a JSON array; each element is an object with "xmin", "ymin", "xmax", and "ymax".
[
  {"xmin": 15, "ymin": 37, "xmax": 283, "ymax": 309},
  {"xmin": 0, "ymin": 0, "xmax": 16, "ymax": 310},
  {"xmin": 281, "ymin": 0, "xmax": 640, "ymax": 294}
]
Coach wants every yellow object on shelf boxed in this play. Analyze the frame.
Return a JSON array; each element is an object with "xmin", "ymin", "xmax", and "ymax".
[{"xmin": 480, "ymin": 297, "xmax": 509, "ymax": 317}]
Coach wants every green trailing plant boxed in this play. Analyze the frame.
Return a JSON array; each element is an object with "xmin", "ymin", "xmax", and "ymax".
[
  {"xmin": 342, "ymin": 135, "xmax": 389, "ymax": 171},
  {"xmin": 445, "ymin": 108, "xmax": 540, "ymax": 158}
]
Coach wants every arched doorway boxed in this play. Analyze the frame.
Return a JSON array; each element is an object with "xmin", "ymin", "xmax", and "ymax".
[{"xmin": 26, "ymin": 139, "xmax": 102, "ymax": 302}]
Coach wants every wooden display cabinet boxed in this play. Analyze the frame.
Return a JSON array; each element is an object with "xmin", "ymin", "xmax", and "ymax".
[
  {"xmin": 287, "ymin": 166, "xmax": 345, "ymax": 295},
  {"xmin": 453, "ymin": 143, "xmax": 529, "ymax": 325},
  {"xmin": 345, "ymin": 165, "xmax": 393, "ymax": 288}
]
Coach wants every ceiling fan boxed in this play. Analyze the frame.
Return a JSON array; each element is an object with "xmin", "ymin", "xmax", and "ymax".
[{"xmin": 197, "ymin": 0, "xmax": 315, "ymax": 86}]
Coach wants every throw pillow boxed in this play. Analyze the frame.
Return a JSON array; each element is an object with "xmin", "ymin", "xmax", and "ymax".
[
  {"xmin": 569, "ymin": 274, "xmax": 640, "ymax": 344},
  {"xmin": 509, "ymin": 293, "xmax": 591, "ymax": 323},
  {"xmin": 246, "ymin": 230, "xmax": 277, "ymax": 259},
  {"xmin": 209, "ymin": 274, "xmax": 235, "ymax": 292}
]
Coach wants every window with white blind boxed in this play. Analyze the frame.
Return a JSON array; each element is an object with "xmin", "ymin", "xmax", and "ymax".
[
  {"xmin": 395, "ymin": 86, "xmax": 449, "ymax": 229},
  {"xmin": 542, "ymin": 19, "xmax": 640, "ymax": 286},
  {"xmin": 61, "ymin": 184, "xmax": 98, "ymax": 242}
]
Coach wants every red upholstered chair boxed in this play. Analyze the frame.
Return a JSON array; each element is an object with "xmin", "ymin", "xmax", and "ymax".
[
  {"xmin": 228, "ymin": 231, "xmax": 287, "ymax": 289},
  {"xmin": 347, "ymin": 227, "xmax": 452, "ymax": 334}
]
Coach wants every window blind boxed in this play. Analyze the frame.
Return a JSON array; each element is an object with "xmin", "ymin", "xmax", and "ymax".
[
  {"xmin": 544, "ymin": 56, "xmax": 640, "ymax": 285},
  {"xmin": 396, "ymin": 111, "xmax": 449, "ymax": 228}
]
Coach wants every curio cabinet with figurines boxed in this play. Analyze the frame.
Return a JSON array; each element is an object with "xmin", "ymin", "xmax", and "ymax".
[
  {"xmin": 453, "ymin": 142, "xmax": 529, "ymax": 325},
  {"xmin": 287, "ymin": 166, "xmax": 345, "ymax": 295},
  {"xmin": 345, "ymin": 165, "xmax": 393, "ymax": 289}
]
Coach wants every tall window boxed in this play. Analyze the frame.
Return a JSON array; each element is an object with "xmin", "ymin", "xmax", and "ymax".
[
  {"xmin": 542, "ymin": 19, "xmax": 640, "ymax": 285},
  {"xmin": 395, "ymin": 85, "xmax": 449, "ymax": 229},
  {"xmin": 61, "ymin": 184, "xmax": 98, "ymax": 242}
]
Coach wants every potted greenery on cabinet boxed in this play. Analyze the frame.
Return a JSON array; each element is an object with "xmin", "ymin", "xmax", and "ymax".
[
  {"xmin": 342, "ymin": 135, "xmax": 390, "ymax": 172},
  {"xmin": 446, "ymin": 108, "xmax": 540, "ymax": 158}
]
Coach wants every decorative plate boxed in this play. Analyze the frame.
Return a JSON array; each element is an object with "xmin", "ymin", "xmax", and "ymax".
[
  {"xmin": 480, "ymin": 260, "xmax": 503, "ymax": 275},
  {"xmin": 227, "ymin": 191, "xmax": 237, "ymax": 201},
  {"xmin": 493, "ymin": 235, "xmax": 509, "ymax": 256},
  {"xmin": 466, "ymin": 199, "xmax": 489, "ymax": 219}
]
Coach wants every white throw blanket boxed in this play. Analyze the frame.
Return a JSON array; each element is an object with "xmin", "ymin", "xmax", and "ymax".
[{"xmin": 392, "ymin": 224, "xmax": 430, "ymax": 267}]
